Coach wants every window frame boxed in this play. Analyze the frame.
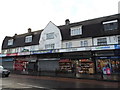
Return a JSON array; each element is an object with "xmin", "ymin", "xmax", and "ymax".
[
  {"xmin": 46, "ymin": 32, "xmax": 54, "ymax": 40},
  {"xmin": 25, "ymin": 35, "xmax": 32, "ymax": 43},
  {"xmin": 97, "ymin": 38, "xmax": 107, "ymax": 45},
  {"xmin": 66, "ymin": 42, "xmax": 72, "ymax": 48},
  {"xmin": 45, "ymin": 44, "xmax": 55, "ymax": 49},
  {"xmin": 70, "ymin": 26, "xmax": 82, "ymax": 36},
  {"xmin": 118, "ymin": 36, "xmax": 120, "ymax": 44},
  {"xmin": 103, "ymin": 20, "xmax": 118, "ymax": 31},
  {"xmin": 8, "ymin": 39, "xmax": 13, "ymax": 46}
]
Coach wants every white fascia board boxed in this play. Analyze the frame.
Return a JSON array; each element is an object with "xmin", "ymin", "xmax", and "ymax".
[{"xmin": 103, "ymin": 20, "xmax": 118, "ymax": 24}]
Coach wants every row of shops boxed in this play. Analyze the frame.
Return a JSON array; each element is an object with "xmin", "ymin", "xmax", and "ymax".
[{"xmin": 1, "ymin": 45, "xmax": 120, "ymax": 75}]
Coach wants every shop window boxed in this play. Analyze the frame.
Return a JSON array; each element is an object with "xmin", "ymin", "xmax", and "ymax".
[
  {"xmin": 8, "ymin": 39, "xmax": 13, "ymax": 46},
  {"xmin": 25, "ymin": 35, "xmax": 32, "ymax": 43},
  {"xmin": 59, "ymin": 59, "xmax": 72, "ymax": 72},
  {"xmin": 76, "ymin": 59, "xmax": 94, "ymax": 74},
  {"xmin": 103, "ymin": 20, "xmax": 118, "ymax": 31},
  {"xmin": 96, "ymin": 59, "xmax": 120, "ymax": 74},
  {"xmin": 97, "ymin": 38, "xmax": 107, "ymax": 45}
]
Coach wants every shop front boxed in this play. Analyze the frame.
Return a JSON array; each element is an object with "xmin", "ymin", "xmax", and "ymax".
[
  {"xmin": 2, "ymin": 57, "xmax": 14, "ymax": 70},
  {"xmin": 14, "ymin": 56, "xmax": 37, "ymax": 71},
  {"xmin": 96, "ymin": 56, "xmax": 120, "ymax": 74},
  {"xmin": 94, "ymin": 50, "xmax": 120, "ymax": 74},
  {"xmin": 59, "ymin": 51, "xmax": 95, "ymax": 75}
]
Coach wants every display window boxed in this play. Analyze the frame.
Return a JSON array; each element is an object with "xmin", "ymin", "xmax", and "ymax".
[
  {"xmin": 59, "ymin": 59, "xmax": 72, "ymax": 72},
  {"xmin": 96, "ymin": 59, "xmax": 120, "ymax": 74},
  {"xmin": 14, "ymin": 60, "xmax": 28, "ymax": 71},
  {"xmin": 76, "ymin": 59, "xmax": 94, "ymax": 74}
]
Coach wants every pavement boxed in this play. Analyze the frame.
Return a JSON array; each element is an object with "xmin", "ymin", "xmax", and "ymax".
[{"xmin": 10, "ymin": 70, "xmax": 120, "ymax": 82}]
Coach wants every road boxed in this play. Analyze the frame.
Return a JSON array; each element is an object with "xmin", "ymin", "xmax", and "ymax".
[{"xmin": 1, "ymin": 74, "xmax": 120, "ymax": 89}]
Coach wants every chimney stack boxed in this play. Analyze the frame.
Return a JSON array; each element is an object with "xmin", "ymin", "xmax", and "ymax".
[
  {"xmin": 65, "ymin": 19, "xmax": 70, "ymax": 25},
  {"xmin": 28, "ymin": 28, "xmax": 32, "ymax": 33}
]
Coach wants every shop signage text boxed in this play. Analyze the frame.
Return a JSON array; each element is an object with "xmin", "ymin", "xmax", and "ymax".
[
  {"xmin": 59, "ymin": 47, "xmax": 90, "ymax": 52},
  {"xmin": 91, "ymin": 45, "xmax": 115, "ymax": 50},
  {"xmin": 31, "ymin": 50, "xmax": 53, "ymax": 54}
]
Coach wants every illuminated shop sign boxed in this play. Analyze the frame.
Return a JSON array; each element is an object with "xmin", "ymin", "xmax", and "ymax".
[
  {"xmin": 114, "ymin": 45, "xmax": 120, "ymax": 49},
  {"xmin": 0, "ymin": 54, "xmax": 6, "ymax": 57},
  {"xmin": 96, "ymin": 56, "xmax": 120, "ymax": 59},
  {"xmin": 31, "ymin": 50, "xmax": 53, "ymax": 54},
  {"xmin": 59, "ymin": 47, "xmax": 90, "ymax": 52},
  {"xmin": 18, "ymin": 52, "xmax": 30, "ymax": 56},
  {"xmin": 6, "ymin": 53, "xmax": 18, "ymax": 56},
  {"xmin": 91, "ymin": 45, "xmax": 115, "ymax": 50}
]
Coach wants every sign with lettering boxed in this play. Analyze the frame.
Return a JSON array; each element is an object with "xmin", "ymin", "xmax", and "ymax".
[
  {"xmin": 91, "ymin": 45, "xmax": 114, "ymax": 50},
  {"xmin": 59, "ymin": 47, "xmax": 91, "ymax": 52}
]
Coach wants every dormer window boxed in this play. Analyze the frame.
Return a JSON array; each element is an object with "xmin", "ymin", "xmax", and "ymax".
[
  {"xmin": 8, "ymin": 39, "xmax": 13, "ymax": 46},
  {"xmin": 25, "ymin": 35, "xmax": 32, "ymax": 43},
  {"xmin": 103, "ymin": 20, "xmax": 118, "ymax": 31},
  {"xmin": 70, "ymin": 26, "xmax": 82, "ymax": 36}
]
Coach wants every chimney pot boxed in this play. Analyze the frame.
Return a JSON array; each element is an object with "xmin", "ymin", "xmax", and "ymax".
[
  {"xmin": 65, "ymin": 19, "xmax": 70, "ymax": 25},
  {"xmin": 28, "ymin": 28, "xmax": 32, "ymax": 33}
]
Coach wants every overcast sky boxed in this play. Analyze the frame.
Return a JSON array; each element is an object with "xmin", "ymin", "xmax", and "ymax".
[{"xmin": 0, "ymin": 0, "xmax": 119, "ymax": 53}]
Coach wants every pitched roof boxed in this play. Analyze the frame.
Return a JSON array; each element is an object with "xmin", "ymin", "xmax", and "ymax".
[
  {"xmin": 2, "ymin": 30, "xmax": 43, "ymax": 49},
  {"xmin": 58, "ymin": 14, "xmax": 120, "ymax": 40},
  {"xmin": 2, "ymin": 14, "xmax": 120, "ymax": 49}
]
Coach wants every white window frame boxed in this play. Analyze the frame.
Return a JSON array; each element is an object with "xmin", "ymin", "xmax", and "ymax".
[
  {"xmin": 66, "ymin": 42, "xmax": 72, "ymax": 48},
  {"xmin": 97, "ymin": 38, "xmax": 107, "ymax": 45},
  {"xmin": 70, "ymin": 26, "xmax": 82, "ymax": 36},
  {"xmin": 80, "ymin": 40, "xmax": 88, "ymax": 47},
  {"xmin": 46, "ymin": 32, "xmax": 54, "ymax": 40},
  {"xmin": 103, "ymin": 20, "xmax": 118, "ymax": 31},
  {"xmin": 45, "ymin": 44, "xmax": 55, "ymax": 49},
  {"xmin": 118, "ymin": 36, "xmax": 120, "ymax": 44},
  {"xmin": 25, "ymin": 35, "xmax": 32, "ymax": 43},
  {"xmin": 8, "ymin": 39, "xmax": 13, "ymax": 46}
]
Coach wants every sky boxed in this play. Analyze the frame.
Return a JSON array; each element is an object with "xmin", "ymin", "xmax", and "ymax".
[{"xmin": 0, "ymin": 0, "xmax": 120, "ymax": 53}]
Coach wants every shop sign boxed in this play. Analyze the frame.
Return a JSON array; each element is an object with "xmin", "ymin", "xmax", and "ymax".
[
  {"xmin": 31, "ymin": 50, "xmax": 52, "ymax": 54},
  {"xmin": 96, "ymin": 56, "xmax": 120, "ymax": 59},
  {"xmin": 6, "ymin": 53, "xmax": 18, "ymax": 56},
  {"xmin": 0, "ymin": 54, "xmax": 6, "ymax": 57},
  {"xmin": 18, "ymin": 52, "xmax": 30, "ymax": 56},
  {"xmin": 114, "ymin": 45, "xmax": 120, "ymax": 49},
  {"xmin": 96, "ymin": 57, "xmax": 109, "ymax": 59},
  {"xmin": 91, "ymin": 45, "xmax": 115, "ymax": 51},
  {"xmin": 2, "ymin": 58, "xmax": 14, "ymax": 61},
  {"xmin": 59, "ymin": 47, "xmax": 90, "ymax": 52}
]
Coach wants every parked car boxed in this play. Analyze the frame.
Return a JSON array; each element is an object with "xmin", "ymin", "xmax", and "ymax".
[{"xmin": 0, "ymin": 65, "xmax": 10, "ymax": 77}]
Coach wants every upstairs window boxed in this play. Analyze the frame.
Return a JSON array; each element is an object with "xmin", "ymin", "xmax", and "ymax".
[
  {"xmin": 46, "ymin": 32, "xmax": 54, "ymax": 39},
  {"xmin": 45, "ymin": 44, "xmax": 55, "ymax": 49},
  {"xmin": 8, "ymin": 39, "xmax": 13, "ymax": 46},
  {"xmin": 80, "ymin": 40, "xmax": 88, "ymax": 47},
  {"xmin": 71, "ymin": 26, "xmax": 82, "ymax": 36},
  {"xmin": 66, "ymin": 42, "xmax": 72, "ymax": 48},
  {"xmin": 118, "ymin": 36, "xmax": 120, "ymax": 44},
  {"xmin": 97, "ymin": 38, "xmax": 107, "ymax": 45},
  {"xmin": 25, "ymin": 35, "xmax": 32, "ymax": 43},
  {"xmin": 103, "ymin": 20, "xmax": 118, "ymax": 31}
]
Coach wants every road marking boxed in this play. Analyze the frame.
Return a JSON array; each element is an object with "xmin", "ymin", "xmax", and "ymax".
[{"xmin": 17, "ymin": 83, "xmax": 55, "ymax": 90}]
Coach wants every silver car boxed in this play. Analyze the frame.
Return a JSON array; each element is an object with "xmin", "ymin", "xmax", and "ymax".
[{"xmin": 0, "ymin": 66, "xmax": 10, "ymax": 77}]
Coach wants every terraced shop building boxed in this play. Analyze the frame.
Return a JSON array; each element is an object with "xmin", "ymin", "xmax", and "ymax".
[{"xmin": 1, "ymin": 14, "xmax": 120, "ymax": 77}]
